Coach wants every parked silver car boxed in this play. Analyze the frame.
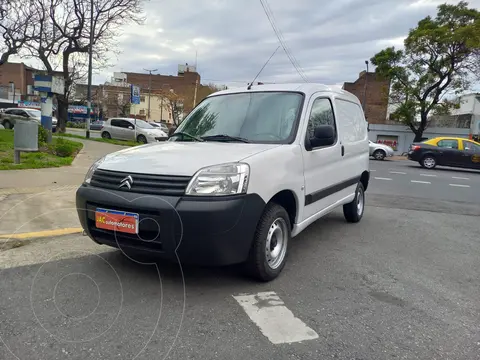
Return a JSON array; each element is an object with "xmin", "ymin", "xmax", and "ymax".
[
  {"xmin": 100, "ymin": 118, "xmax": 168, "ymax": 143},
  {"xmin": 0, "ymin": 108, "xmax": 57, "ymax": 130},
  {"xmin": 369, "ymin": 140, "xmax": 394, "ymax": 160}
]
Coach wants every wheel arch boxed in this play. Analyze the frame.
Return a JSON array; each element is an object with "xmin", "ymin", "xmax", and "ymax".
[{"xmin": 267, "ymin": 190, "xmax": 298, "ymax": 229}]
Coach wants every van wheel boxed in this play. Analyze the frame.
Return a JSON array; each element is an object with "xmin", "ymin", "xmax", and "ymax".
[
  {"xmin": 101, "ymin": 131, "xmax": 111, "ymax": 139},
  {"xmin": 343, "ymin": 182, "xmax": 365, "ymax": 223},
  {"xmin": 245, "ymin": 203, "xmax": 291, "ymax": 282}
]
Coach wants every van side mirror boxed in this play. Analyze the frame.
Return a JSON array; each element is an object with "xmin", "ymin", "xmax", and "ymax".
[{"xmin": 307, "ymin": 125, "xmax": 335, "ymax": 149}]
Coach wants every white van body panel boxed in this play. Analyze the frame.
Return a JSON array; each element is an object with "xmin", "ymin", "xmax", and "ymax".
[{"xmin": 94, "ymin": 83, "xmax": 369, "ymax": 238}]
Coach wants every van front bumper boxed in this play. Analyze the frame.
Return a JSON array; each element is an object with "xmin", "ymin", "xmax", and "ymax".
[{"xmin": 76, "ymin": 184, "xmax": 265, "ymax": 266}]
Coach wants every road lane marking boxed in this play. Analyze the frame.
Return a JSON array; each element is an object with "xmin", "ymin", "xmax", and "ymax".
[
  {"xmin": 370, "ymin": 170, "xmax": 376, "ymax": 172},
  {"xmin": 233, "ymin": 291, "xmax": 319, "ymax": 344},
  {"xmin": 420, "ymin": 174, "xmax": 437, "ymax": 177},
  {"xmin": 374, "ymin": 177, "xmax": 392, "ymax": 181},
  {"xmin": 411, "ymin": 180, "xmax": 431, "ymax": 184},
  {"xmin": 389, "ymin": 171, "xmax": 406, "ymax": 174},
  {"xmin": 452, "ymin": 176, "xmax": 469, "ymax": 180},
  {"xmin": 449, "ymin": 184, "xmax": 470, "ymax": 188},
  {"xmin": 0, "ymin": 227, "xmax": 83, "ymax": 240}
]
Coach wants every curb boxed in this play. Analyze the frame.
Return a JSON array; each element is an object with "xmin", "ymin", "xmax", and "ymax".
[{"xmin": 0, "ymin": 227, "xmax": 83, "ymax": 240}]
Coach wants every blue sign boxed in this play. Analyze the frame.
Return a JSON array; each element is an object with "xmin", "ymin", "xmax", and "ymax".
[{"xmin": 130, "ymin": 85, "xmax": 140, "ymax": 104}]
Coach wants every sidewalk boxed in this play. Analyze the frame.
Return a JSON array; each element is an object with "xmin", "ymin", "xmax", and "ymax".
[
  {"xmin": 0, "ymin": 139, "xmax": 126, "ymax": 238},
  {"xmin": 0, "ymin": 139, "xmax": 126, "ymax": 194}
]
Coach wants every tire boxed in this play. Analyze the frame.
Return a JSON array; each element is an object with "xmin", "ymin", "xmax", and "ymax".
[
  {"xmin": 3, "ymin": 120, "xmax": 12, "ymax": 129},
  {"xmin": 245, "ymin": 203, "xmax": 291, "ymax": 282},
  {"xmin": 373, "ymin": 149, "xmax": 386, "ymax": 160},
  {"xmin": 343, "ymin": 182, "xmax": 365, "ymax": 223},
  {"xmin": 420, "ymin": 155, "xmax": 436, "ymax": 169},
  {"xmin": 101, "ymin": 131, "xmax": 111, "ymax": 139},
  {"xmin": 137, "ymin": 134, "xmax": 147, "ymax": 144}
]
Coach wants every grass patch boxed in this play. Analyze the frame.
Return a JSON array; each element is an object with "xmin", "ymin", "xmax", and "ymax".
[
  {"xmin": 0, "ymin": 129, "xmax": 83, "ymax": 170},
  {"xmin": 55, "ymin": 132, "xmax": 138, "ymax": 147}
]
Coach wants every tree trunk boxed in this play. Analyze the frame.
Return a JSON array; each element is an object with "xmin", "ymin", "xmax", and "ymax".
[
  {"xmin": 413, "ymin": 131, "xmax": 424, "ymax": 142},
  {"xmin": 57, "ymin": 95, "xmax": 69, "ymax": 133}
]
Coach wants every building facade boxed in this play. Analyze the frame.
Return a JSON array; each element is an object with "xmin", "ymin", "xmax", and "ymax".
[{"xmin": 343, "ymin": 71, "xmax": 391, "ymax": 125}]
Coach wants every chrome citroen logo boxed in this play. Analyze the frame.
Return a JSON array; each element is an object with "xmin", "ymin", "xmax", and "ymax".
[{"xmin": 119, "ymin": 175, "xmax": 133, "ymax": 189}]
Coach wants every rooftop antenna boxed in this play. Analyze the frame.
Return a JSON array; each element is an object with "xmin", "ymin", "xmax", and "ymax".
[{"xmin": 247, "ymin": 45, "xmax": 280, "ymax": 90}]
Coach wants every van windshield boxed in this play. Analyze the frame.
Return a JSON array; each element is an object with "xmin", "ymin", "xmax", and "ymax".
[{"xmin": 171, "ymin": 91, "xmax": 304, "ymax": 144}]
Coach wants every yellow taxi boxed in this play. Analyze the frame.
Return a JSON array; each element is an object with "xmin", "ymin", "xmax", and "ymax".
[{"xmin": 407, "ymin": 136, "xmax": 480, "ymax": 169}]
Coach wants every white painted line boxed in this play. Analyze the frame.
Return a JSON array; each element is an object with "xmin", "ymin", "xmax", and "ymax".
[
  {"xmin": 411, "ymin": 180, "xmax": 431, "ymax": 184},
  {"xmin": 449, "ymin": 184, "xmax": 470, "ymax": 188},
  {"xmin": 420, "ymin": 173, "xmax": 437, "ymax": 177},
  {"xmin": 233, "ymin": 291, "xmax": 319, "ymax": 344},
  {"xmin": 370, "ymin": 169, "xmax": 376, "ymax": 172},
  {"xmin": 374, "ymin": 177, "xmax": 392, "ymax": 181},
  {"xmin": 389, "ymin": 171, "xmax": 406, "ymax": 174},
  {"xmin": 452, "ymin": 176, "xmax": 469, "ymax": 180}
]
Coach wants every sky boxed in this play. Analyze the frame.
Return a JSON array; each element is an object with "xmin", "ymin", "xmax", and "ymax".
[{"xmin": 11, "ymin": 0, "xmax": 480, "ymax": 89}]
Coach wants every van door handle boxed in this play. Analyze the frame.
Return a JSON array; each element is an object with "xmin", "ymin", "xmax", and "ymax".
[{"xmin": 341, "ymin": 145, "xmax": 345, "ymax": 156}]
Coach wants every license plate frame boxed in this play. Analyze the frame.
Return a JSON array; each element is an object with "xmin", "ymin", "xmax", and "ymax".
[{"xmin": 95, "ymin": 207, "xmax": 139, "ymax": 234}]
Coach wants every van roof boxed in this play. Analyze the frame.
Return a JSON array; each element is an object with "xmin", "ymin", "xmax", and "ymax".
[{"xmin": 208, "ymin": 83, "xmax": 360, "ymax": 103}]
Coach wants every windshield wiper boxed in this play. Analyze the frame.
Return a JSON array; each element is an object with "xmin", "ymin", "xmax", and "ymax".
[
  {"xmin": 201, "ymin": 134, "xmax": 250, "ymax": 143},
  {"xmin": 169, "ymin": 132, "xmax": 204, "ymax": 142}
]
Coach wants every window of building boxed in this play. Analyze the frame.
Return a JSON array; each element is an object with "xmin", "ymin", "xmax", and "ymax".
[
  {"xmin": 140, "ymin": 96, "xmax": 145, "ymax": 103},
  {"xmin": 139, "ymin": 109, "xmax": 145, "ymax": 115}
]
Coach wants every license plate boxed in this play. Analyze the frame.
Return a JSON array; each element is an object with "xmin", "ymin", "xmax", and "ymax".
[{"xmin": 95, "ymin": 208, "xmax": 139, "ymax": 234}]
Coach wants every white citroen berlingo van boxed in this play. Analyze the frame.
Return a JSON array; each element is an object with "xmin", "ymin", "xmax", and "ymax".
[{"xmin": 76, "ymin": 83, "xmax": 369, "ymax": 281}]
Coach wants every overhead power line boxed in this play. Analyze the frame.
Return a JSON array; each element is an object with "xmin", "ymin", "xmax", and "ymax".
[{"xmin": 259, "ymin": 0, "xmax": 308, "ymax": 82}]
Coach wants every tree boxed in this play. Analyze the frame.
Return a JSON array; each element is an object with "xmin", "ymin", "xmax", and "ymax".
[
  {"xmin": 157, "ymin": 90, "xmax": 185, "ymax": 126},
  {"xmin": 25, "ymin": 0, "xmax": 144, "ymax": 132},
  {"xmin": 371, "ymin": 1, "xmax": 480, "ymax": 142},
  {"xmin": 0, "ymin": 1, "xmax": 37, "ymax": 65}
]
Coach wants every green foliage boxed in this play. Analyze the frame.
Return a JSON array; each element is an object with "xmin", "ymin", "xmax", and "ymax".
[
  {"xmin": 38, "ymin": 126, "xmax": 48, "ymax": 145},
  {"xmin": 0, "ymin": 129, "xmax": 83, "ymax": 169},
  {"xmin": 371, "ymin": 1, "xmax": 480, "ymax": 141},
  {"xmin": 66, "ymin": 121, "xmax": 86, "ymax": 129},
  {"xmin": 50, "ymin": 137, "xmax": 79, "ymax": 157}
]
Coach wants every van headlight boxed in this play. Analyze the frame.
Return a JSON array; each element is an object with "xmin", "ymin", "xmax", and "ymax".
[
  {"xmin": 84, "ymin": 156, "xmax": 105, "ymax": 184},
  {"xmin": 185, "ymin": 163, "xmax": 250, "ymax": 196}
]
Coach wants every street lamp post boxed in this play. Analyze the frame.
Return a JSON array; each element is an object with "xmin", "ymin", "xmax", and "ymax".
[
  {"xmin": 86, "ymin": 0, "xmax": 94, "ymax": 139},
  {"xmin": 363, "ymin": 60, "xmax": 369, "ymax": 131},
  {"xmin": 144, "ymin": 68, "xmax": 157, "ymax": 120}
]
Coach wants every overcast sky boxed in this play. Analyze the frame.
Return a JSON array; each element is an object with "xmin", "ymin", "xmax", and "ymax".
[{"xmin": 12, "ymin": 0, "xmax": 480, "ymax": 89}]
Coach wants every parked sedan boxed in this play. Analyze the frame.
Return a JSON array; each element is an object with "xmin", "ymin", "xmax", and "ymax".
[
  {"xmin": 408, "ymin": 136, "xmax": 480, "ymax": 170},
  {"xmin": 149, "ymin": 122, "xmax": 169, "ymax": 133},
  {"xmin": 100, "ymin": 118, "xmax": 168, "ymax": 143},
  {"xmin": 369, "ymin": 140, "xmax": 394, "ymax": 160},
  {"xmin": 0, "ymin": 108, "xmax": 57, "ymax": 131}
]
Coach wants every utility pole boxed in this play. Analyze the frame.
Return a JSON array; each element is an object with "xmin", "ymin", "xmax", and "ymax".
[
  {"xmin": 144, "ymin": 68, "xmax": 157, "ymax": 120},
  {"xmin": 86, "ymin": 0, "xmax": 94, "ymax": 139}
]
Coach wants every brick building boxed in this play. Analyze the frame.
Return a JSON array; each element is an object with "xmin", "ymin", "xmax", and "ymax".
[
  {"xmin": 343, "ymin": 71, "xmax": 390, "ymax": 124},
  {"xmin": 0, "ymin": 62, "xmax": 63, "ymax": 103}
]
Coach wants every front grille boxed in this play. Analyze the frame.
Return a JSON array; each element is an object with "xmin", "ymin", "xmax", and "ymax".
[{"xmin": 90, "ymin": 169, "xmax": 191, "ymax": 196}]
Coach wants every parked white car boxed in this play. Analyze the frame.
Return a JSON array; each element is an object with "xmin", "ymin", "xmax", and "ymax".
[
  {"xmin": 100, "ymin": 118, "xmax": 168, "ymax": 143},
  {"xmin": 369, "ymin": 140, "xmax": 394, "ymax": 160},
  {"xmin": 149, "ymin": 122, "xmax": 169, "ymax": 133},
  {"xmin": 77, "ymin": 83, "xmax": 370, "ymax": 281}
]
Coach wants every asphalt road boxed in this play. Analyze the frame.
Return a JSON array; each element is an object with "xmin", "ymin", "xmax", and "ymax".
[
  {"xmin": 369, "ymin": 158, "xmax": 480, "ymax": 203},
  {"xmin": 1, "ymin": 178, "xmax": 480, "ymax": 359}
]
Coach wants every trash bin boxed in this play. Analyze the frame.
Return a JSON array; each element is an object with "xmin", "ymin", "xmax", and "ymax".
[{"xmin": 14, "ymin": 119, "xmax": 39, "ymax": 152}]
